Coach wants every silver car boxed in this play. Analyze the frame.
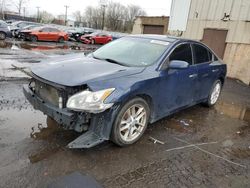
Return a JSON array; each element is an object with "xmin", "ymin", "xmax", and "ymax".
[{"xmin": 0, "ymin": 20, "xmax": 11, "ymax": 40}]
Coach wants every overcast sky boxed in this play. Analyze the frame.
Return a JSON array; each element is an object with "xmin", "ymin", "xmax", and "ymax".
[{"xmin": 9, "ymin": 0, "xmax": 172, "ymax": 18}]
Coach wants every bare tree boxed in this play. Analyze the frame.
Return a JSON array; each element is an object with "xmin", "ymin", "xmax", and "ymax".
[
  {"xmin": 0, "ymin": 0, "xmax": 6, "ymax": 19},
  {"xmin": 72, "ymin": 10, "xmax": 82, "ymax": 22},
  {"xmin": 105, "ymin": 2, "xmax": 126, "ymax": 31},
  {"xmin": 126, "ymin": 5, "xmax": 147, "ymax": 32},
  {"xmin": 84, "ymin": 6, "xmax": 102, "ymax": 29},
  {"xmin": 82, "ymin": 1, "xmax": 146, "ymax": 32},
  {"xmin": 39, "ymin": 11, "xmax": 54, "ymax": 23},
  {"xmin": 12, "ymin": 0, "xmax": 27, "ymax": 15}
]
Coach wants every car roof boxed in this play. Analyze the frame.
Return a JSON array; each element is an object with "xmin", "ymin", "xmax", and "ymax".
[{"xmin": 128, "ymin": 34, "xmax": 197, "ymax": 43}]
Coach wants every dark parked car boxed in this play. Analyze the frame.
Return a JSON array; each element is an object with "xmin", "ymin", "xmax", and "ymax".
[
  {"xmin": 65, "ymin": 27, "xmax": 85, "ymax": 42},
  {"xmin": 0, "ymin": 20, "xmax": 11, "ymax": 40},
  {"xmin": 23, "ymin": 35, "xmax": 226, "ymax": 148}
]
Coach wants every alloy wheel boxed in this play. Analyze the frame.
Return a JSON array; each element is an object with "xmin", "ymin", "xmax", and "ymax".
[
  {"xmin": 210, "ymin": 82, "xmax": 221, "ymax": 105},
  {"xmin": 119, "ymin": 104, "xmax": 147, "ymax": 142},
  {"xmin": 0, "ymin": 32, "xmax": 6, "ymax": 40}
]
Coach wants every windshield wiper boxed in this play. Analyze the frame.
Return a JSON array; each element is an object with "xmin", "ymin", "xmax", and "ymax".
[
  {"xmin": 92, "ymin": 54, "xmax": 126, "ymax": 66},
  {"xmin": 104, "ymin": 58, "xmax": 126, "ymax": 66}
]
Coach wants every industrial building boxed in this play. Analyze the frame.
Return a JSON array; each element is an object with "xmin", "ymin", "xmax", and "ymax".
[
  {"xmin": 169, "ymin": 0, "xmax": 250, "ymax": 85},
  {"xmin": 132, "ymin": 16, "xmax": 169, "ymax": 35}
]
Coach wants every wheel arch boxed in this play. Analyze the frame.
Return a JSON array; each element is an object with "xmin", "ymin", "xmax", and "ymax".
[
  {"xmin": 218, "ymin": 76, "xmax": 225, "ymax": 86},
  {"xmin": 0, "ymin": 31, "xmax": 7, "ymax": 39},
  {"xmin": 30, "ymin": 34, "xmax": 38, "ymax": 40},
  {"xmin": 136, "ymin": 94, "xmax": 154, "ymax": 122},
  {"xmin": 115, "ymin": 93, "xmax": 155, "ymax": 123}
]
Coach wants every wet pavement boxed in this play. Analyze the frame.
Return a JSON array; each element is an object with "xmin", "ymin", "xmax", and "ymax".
[{"xmin": 0, "ymin": 40, "xmax": 250, "ymax": 188}]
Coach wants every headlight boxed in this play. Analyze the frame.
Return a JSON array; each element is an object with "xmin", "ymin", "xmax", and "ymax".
[{"xmin": 66, "ymin": 88, "xmax": 115, "ymax": 113}]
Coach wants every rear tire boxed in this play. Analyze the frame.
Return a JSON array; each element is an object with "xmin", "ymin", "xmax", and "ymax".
[
  {"xmin": 111, "ymin": 97, "xmax": 150, "ymax": 147},
  {"xmin": 30, "ymin": 35, "xmax": 38, "ymax": 42},
  {"xmin": 58, "ymin": 37, "xmax": 64, "ymax": 43},
  {"xmin": 203, "ymin": 80, "xmax": 222, "ymax": 107},
  {"xmin": 0, "ymin": 32, "xmax": 6, "ymax": 40}
]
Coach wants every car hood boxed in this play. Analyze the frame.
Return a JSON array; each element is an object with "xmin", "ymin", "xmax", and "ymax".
[
  {"xmin": 21, "ymin": 29, "xmax": 32, "ymax": 33},
  {"xmin": 31, "ymin": 54, "xmax": 145, "ymax": 87}
]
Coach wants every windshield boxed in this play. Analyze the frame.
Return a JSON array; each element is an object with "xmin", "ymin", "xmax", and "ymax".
[
  {"xmin": 89, "ymin": 32, "xmax": 99, "ymax": 36},
  {"xmin": 92, "ymin": 37, "xmax": 170, "ymax": 67}
]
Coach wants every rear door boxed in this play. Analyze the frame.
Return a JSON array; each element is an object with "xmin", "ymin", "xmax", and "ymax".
[
  {"xmin": 93, "ymin": 33, "xmax": 101, "ymax": 43},
  {"xmin": 49, "ymin": 28, "xmax": 60, "ymax": 41},
  {"xmin": 96, "ymin": 34, "xmax": 106, "ymax": 44},
  {"xmin": 192, "ymin": 43, "xmax": 219, "ymax": 100}
]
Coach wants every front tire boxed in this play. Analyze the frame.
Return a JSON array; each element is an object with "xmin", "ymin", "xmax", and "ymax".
[
  {"xmin": 0, "ymin": 32, "xmax": 6, "ymax": 40},
  {"xmin": 204, "ymin": 80, "xmax": 222, "ymax": 107},
  {"xmin": 111, "ymin": 97, "xmax": 150, "ymax": 147},
  {"xmin": 30, "ymin": 35, "xmax": 38, "ymax": 42},
  {"xmin": 58, "ymin": 37, "xmax": 64, "ymax": 43}
]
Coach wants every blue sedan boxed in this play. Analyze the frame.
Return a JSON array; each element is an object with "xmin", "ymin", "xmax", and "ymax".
[{"xmin": 23, "ymin": 35, "xmax": 227, "ymax": 148}]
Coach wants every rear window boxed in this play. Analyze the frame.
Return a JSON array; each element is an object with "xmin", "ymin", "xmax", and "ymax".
[
  {"xmin": 193, "ymin": 44, "xmax": 210, "ymax": 64},
  {"xmin": 0, "ymin": 21, "xmax": 7, "ymax": 28},
  {"xmin": 50, "ymin": 28, "xmax": 60, "ymax": 32}
]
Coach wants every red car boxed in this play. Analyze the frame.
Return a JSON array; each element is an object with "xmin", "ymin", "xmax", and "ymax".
[
  {"xmin": 21, "ymin": 27, "xmax": 69, "ymax": 42},
  {"xmin": 80, "ymin": 32, "xmax": 112, "ymax": 44}
]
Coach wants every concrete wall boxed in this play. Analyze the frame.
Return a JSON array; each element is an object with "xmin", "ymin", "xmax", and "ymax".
[
  {"xmin": 132, "ymin": 16, "xmax": 169, "ymax": 35},
  {"xmin": 132, "ymin": 18, "xmax": 143, "ymax": 34},
  {"xmin": 169, "ymin": 0, "xmax": 250, "ymax": 85},
  {"xmin": 224, "ymin": 43, "xmax": 250, "ymax": 85}
]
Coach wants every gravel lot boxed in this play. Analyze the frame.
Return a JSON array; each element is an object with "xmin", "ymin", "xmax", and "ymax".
[{"xmin": 0, "ymin": 39, "xmax": 250, "ymax": 188}]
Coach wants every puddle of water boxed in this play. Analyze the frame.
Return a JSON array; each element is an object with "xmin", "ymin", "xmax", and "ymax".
[
  {"xmin": 29, "ymin": 146, "xmax": 62, "ymax": 163},
  {"xmin": 0, "ymin": 109, "xmax": 46, "ymax": 144},
  {"xmin": 0, "ymin": 108, "xmax": 80, "ymax": 164},
  {"xmin": 229, "ymin": 148, "xmax": 250, "ymax": 159},
  {"xmin": 0, "ymin": 40, "xmax": 98, "ymax": 52},
  {"xmin": 0, "ymin": 109, "xmax": 79, "ymax": 145},
  {"xmin": 215, "ymin": 101, "xmax": 250, "ymax": 124}
]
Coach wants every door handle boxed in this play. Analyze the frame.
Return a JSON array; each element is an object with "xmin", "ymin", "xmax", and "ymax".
[
  {"xmin": 212, "ymin": 69, "xmax": 219, "ymax": 72},
  {"xmin": 189, "ymin": 74, "xmax": 198, "ymax": 78}
]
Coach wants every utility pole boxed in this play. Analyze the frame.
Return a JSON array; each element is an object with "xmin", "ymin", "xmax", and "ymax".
[
  {"xmin": 0, "ymin": 0, "xmax": 6, "ymax": 19},
  {"xmin": 36, "ymin": 6, "xmax": 40, "ymax": 22},
  {"xmin": 23, "ymin": 7, "xmax": 25, "ymax": 18},
  {"xmin": 64, "ymin": 5, "xmax": 69, "ymax": 26},
  {"xmin": 100, "ymin": 0, "xmax": 107, "ymax": 30}
]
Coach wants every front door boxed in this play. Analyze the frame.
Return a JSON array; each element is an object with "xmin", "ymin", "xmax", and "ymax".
[
  {"xmin": 157, "ymin": 43, "xmax": 198, "ymax": 117},
  {"xmin": 39, "ymin": 28, "xmax": 50, "ymax": 41}
]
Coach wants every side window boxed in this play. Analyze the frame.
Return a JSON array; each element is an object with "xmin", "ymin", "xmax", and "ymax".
[
  {"xmin": 42, "ymin": 28, "xmax": 50, "ymax": 32},
  {"xmin": 169, "ymin": 44, "xmax": 193, "ymax": 65},
  {"xmin": 193, "ymin": 44, "xmax": 209, "ymax": 64},
  {"xmin": 49, "ymin": 28, "xmax": 59, "ymax": 32}
]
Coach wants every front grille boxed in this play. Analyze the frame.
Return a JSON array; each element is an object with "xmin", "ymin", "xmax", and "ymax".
[
  {"xmin": 34, "ymin": 80, "xmax": 60, "ymax": 107},
  {"xmin": 30, "ymin": 77, "xmax": 88, "ymax": 108}
]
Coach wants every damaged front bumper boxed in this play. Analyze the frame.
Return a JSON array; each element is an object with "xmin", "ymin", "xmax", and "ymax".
[{"xmin": 23, "ymin": 84, "xmax": 119, "ymax": 149}]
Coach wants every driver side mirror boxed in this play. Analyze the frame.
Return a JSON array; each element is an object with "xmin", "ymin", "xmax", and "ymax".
[{"xmin": 169, "ymin": 60, "xmax": 189, "ymax": 69}]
